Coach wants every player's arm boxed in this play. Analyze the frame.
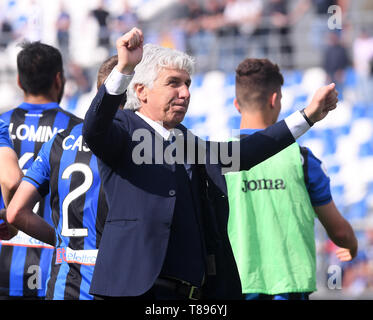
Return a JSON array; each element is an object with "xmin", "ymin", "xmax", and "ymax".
[
  {"xmin": 0, "ymin": 131, "xmax": 23, "ymax": 240},
  {"xmin": 302, "ymin": 146, "xmax": 358, "ymax": 260},
  {"xmin": 7, "ymin": 181, "xmax": 55, "ymax": 247},
  {"xmin": 83, "ymin": 27, "xmax": 143, "ymax": 165},
  {"xmin": 6, "ymin": 135, "xmax": 56, "ymax": 246},
  {"xmin": 0, "ymin": 208, "xmax": 18, "ymax": 240},
  {"xmin": 314, "ymin": 201, "xmax": 358, "ymax": 260},
  {"xmin": 0, "ymin": 146, "xmax": 23, "ymax": 207}
]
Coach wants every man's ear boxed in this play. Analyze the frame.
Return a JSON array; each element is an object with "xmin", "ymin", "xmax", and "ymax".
[
  {"xmin": 134, "ymin": 83, "xmax": 147, "ymax": 103},
  {"xmin": 16, "ymin": 74, "xmax": 23, "ymax": 90},
  {"xmin": 269, "ymin": 92, "xmax": 277, "ymax": 109},
  {"xmin": 233, "ymin": 98, "xmax": 241, "ymax": 114},
  {"xmin": 55, "ymin": 72, "xmax": 64, "ymax": 91}
]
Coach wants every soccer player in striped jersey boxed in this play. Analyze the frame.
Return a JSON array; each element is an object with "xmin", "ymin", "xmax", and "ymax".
[
  {"xmin": 5, "ymin": 55, "xmax": 121, "ymax": 300},
  {"xmin": 0, "ymin": 41, "xmax": 81, "ymax": 299}
]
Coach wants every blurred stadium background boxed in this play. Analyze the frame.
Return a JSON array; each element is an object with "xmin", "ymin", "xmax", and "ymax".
[{"xmin": 0, "ymin": 0, "xmax": 373, "ymax": 299}]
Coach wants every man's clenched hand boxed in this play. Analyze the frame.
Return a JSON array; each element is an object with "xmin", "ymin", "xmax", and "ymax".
[{"xmin": 116, "ymin": 27, "xmax": 144, "ymax": 75}]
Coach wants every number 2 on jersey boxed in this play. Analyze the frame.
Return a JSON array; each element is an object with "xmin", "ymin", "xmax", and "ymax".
[{"xmin": 61, "ymin": 163, "xmax": 93, "ymax": 237}]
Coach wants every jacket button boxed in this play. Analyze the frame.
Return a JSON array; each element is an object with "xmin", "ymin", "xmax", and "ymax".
[{"xmin": 169, "ymin": 190, "xmax": 176, "ymax": 196}]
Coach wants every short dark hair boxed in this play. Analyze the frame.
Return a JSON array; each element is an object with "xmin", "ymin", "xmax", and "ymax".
[
  {"xmin": 235, "ymin": 58, "xmax": 284, "ymax": 109},
  {"xmin": 97, "ymin": 55, "xmax": 118, "ymax": 89},
  {"xmin": 17, "ymin": 41, "xmax": 64, "ymax": 95}
]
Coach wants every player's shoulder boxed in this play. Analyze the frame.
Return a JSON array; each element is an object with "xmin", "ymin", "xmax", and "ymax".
[
  {"xmin": 52, "ymin": 107, "xmax": 83, "ymax": 132},
  {"xmin": 299, "ymin": 145, "xmax": 322, "ymax": 163},
  {"xmin": 53, "ymin": 106, "xmax": 83, "ymax": 122},
  {"xmin": 54, "ymin": 121, "xmax": 84, "ymax": 140},
  {"xmin": 298, "ymin": 144, "xmax": 328, "ymax": 180}
]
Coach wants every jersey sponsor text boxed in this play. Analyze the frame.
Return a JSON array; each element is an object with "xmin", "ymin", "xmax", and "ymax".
[
  {"xmin": 241, "ymin": 178, "xmax": 286, "ymax": 192},
  {"xmin": 62, "ymin": 134, "xmax": 90, "ymax": 152},
  {"xmin": 9, "ymin": 123, "xmax": 64, "ymax": 143}
]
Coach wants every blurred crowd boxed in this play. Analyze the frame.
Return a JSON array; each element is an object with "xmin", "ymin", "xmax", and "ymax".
[
  {"xmin": 1, "ymin": 0, "xmax": 373, "ymax": 299},
  {"xmin": 1, "ymin": 0, "xmax": 373, "ymax": 101}
]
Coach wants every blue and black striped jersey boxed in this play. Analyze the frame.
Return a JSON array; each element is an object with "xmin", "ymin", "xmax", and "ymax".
[
  {"xmin": 0, "ymin": 102, "xmax": 81, "ymax": 298},
  {"xmin": 24, "ymin": 123, "xmax": 108, "ymax": 300}
]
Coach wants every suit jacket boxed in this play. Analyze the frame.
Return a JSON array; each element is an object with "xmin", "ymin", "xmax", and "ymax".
[{"xmin": 82, "ymin": 85, "xmax": 295, "ymax": 298}]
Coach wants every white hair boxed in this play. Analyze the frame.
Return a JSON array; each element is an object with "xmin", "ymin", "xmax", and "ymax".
[{"xmin": 125, "ymin": 44, "xmax": 196, "ymax": 110}]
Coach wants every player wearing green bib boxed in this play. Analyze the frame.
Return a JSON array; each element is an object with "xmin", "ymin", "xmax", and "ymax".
[
  {"xmin": 226, "ymin": 58, "xmax": 358, "ymax": 300},
  {"xmin": 227, "ymin": 142, "xmax": 317, "ymax": 296}
]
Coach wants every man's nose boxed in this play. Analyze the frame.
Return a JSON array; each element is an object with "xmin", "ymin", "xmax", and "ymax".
[{"xmin": 179, "ymin": 84, "xmax": 190, "ymax": 99}]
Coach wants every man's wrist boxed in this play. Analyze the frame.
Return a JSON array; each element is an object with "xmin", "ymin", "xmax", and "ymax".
[
  {"xmin": 284, "ymin": 110, "xmax": 312, "ymax": 140},
  {"xmin": 116, "ymin": 64, "xmax": 135, "ymax": 75},
  {"xmin": 300, "ymin": 108, "xmax": 314, "ymax": 127}
]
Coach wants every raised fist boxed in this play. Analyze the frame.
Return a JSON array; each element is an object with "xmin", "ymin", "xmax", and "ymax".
[
  {"xmin": 116, "ymin": 27, "xmax": 144, "ymax": 75},
  {"xmin": 304, "ymin": 83, "xmax": 339, "ymax": 124}
]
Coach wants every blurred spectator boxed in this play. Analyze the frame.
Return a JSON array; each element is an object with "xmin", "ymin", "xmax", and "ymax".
[
  {"xmin": 155, "ymin": 28, "xmax": 186, "ymax": 51},
  {"xmin": 63, "ymin": 61, "xmax": 92, "ymax": 113},
  {"xmin": 109, "ymin": 0, "xmax": 139, "ymax": 55},
  {"xmin": 200, "ymin": 0, "xmax": 225, "ymax": 35},
  {"xmin": 0, "ymin": 18, "xmax": 14, "ymax": 49},
  {"xmin": 322, "ymin": 31, "xmax": 350, "ymax": 90},
  {"xmin": 199, "ymin": 0, "xmax": 226, "ymax": 69},
  {"xmin": 291, "ymin": 0, "xmax": 350, "ymax": 51},
  {"xmin": 91, "ymin": 0, "xmax": 111, "ymax": 50},
  {"xmin": 341, "ymin": 251, "xmax": 373, "ymax": 296},
  {"xmin": 352, "ymin": 28, "xmax": 373, "ymax": 105},
  {"xmin": 220, "ymin": 0, "xmax": 263, "ymax": 71},
  {"xmin": 56, "ymin": 3, "xmax": 71, "ymax": 60},
  {"xmin": 222, "ymin": 0, "xmax": 263, "ymax": 37},
  {"xmin": 362, "ymin": 0, "xmax": 373, "ymax": 12},
  {"xmin": 174, "ymin": 0, "xmax": 204, "ymax": 35},
  {"xmin": 174, "ymin": 0, "xmax": 204, "ymax": 54},
  {"xmin": 24, "ymin": 0, "xmax": 43, "ymax": 42},
  {"xmin": 67, "ymin": 62, "xmax": 91, "ymax": 94},
  {"xmin": 0, "ymin": 1, "xmax": 16, "ymax": 48},
  {"xmin": 174, "ymin": 0, "xmax": 222, "ymax": 71},
  {"xmin": 10, "ymin": 0, "xmax": 43, "ymax": 43},
  {"xmin": 260, "ymin": 0, "xmax": 294, "ymax": 69}
]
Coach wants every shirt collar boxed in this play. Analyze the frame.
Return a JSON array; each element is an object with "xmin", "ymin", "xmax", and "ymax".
[
  {"xmin": 19, "ymin": 102, "xmax": 60, "ymax": 111},
  {"xmin": 135, "ymin": 111, "xmax": 175, "ymax": 141}
]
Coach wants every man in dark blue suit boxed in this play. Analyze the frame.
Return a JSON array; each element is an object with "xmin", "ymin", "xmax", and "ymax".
[{"xmin": 83, "ymin": 28, "xmax": 339, "ymax": 300}]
